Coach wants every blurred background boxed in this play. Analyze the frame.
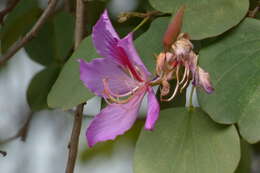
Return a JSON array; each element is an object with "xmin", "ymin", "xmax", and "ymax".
[{"xmin": 0, "ymin": 0, "xmax": 259, "ymax": 173}]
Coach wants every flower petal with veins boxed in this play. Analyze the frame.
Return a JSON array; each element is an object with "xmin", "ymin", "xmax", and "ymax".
[
  {"xmin": 92, "ymin": 10, "xmax": 119, "ymax": 59},
  {"xmin": 79, "ymin": 58, "xmax": 138, "ymax": 97},
  {"xmin": 86, "ymin": 89, "xmax": 145, "ymax": 147},
  {"xmin": 119, "ymin": 33, "xmax": 151, "ymax": 79}
]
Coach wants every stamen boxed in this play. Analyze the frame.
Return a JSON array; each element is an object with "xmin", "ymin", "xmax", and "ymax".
[
  {"xmin": 107, "ymin": 93, "xmax": 134, "ymax": 104},
  {"xmin": 179, "ymin": 67, "xmax": 187, "ymax": 85},
  {"xmin": 127, "ymin": 68, "xmax": 135, "ymax": 80},
  {"xmin": 134, "ymin": 65, "xmax": 146, "ymax": 80},
  {"xmin": 103, "ymin": 96, "xmax": 113, "ymax": 105},
  {"xmin": 102, "ymin": 78, "xmax": 139, "ymax": 104},
  {"xmin": 161, "ymin": 65, "xmax": 180, "ymax": 102},
  {"xmin": 150, "ymin": 76, "xmax": 162, "ymax": 86},
  {"xmin": 180, "ymin": 69, "xmax": 190, "ymax": 93}
]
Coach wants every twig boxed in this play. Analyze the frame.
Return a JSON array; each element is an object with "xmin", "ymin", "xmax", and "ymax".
[
  {"xmin": 65, "ymin": 104, "xmax": 85, "ymax": 173},
  {"xmin": 74, "ymin": 0, "xmax": 86, "ymax": 49},
  {"xmin": 0, "ymin": 112, "xmax": 33, "ymax": 145},
  {"xmin": 64, "ymin": 0, "xmax": 72, "ymax": 13},
  {"xmin": 0, "ymin": 0, "xmax": 21, "ymax": 25},
  {"xmin": 248, "ymin": 1, "xmax": 260, "ymax": 18},
  {"xmin": 248, "ymin": 7, "xmax": 259, "ymax": 18},
  {"xmin": 65, "ymin": 0, "xmax": 86, "ymax": 173},
  {"xmin": 118, "ymin": 10, "xmax": 165, "ymax": 23},
  {"xmin": 0, "ymin": 150, "xmax": 7, "ymax": 157},
  {"xmin": 132, "ymin": 16, "xmax": 150, "ymax": 32},
  {"xmin": 0, "ymin": 0, "xmax": 58, "ymax": 66}
]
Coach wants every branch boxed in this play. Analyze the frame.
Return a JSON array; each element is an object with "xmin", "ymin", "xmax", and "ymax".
[
  {"xmin": 0, "ymin": 0, "xmax": 21, "ymax": 25},
  {"xmin": 65, "ymin": 0, "xmax": 86, "ymax": 173},
  {"xmin": 65, "ymin": 104, "xmax": 85, "ymax": 173},
  {"xmin": 0, "ymin": 150, "xmax": 7, "ymax": 157},
  {"xmin": 74, "ymin": 0, "xmax": 86, "ymax": 49},
  {"xmin": 0, "ymin": 0, "xmax": 58, "ymax": 66},
  {"xmin": 0, "ymin": 112, "xmax": 33, "ymax": 145}
]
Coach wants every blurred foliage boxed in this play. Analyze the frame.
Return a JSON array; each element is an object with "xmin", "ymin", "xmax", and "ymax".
[
  {"xmin": 27, "ymin": 66, "xmax": 61, "ymax": 111},
  {"xmin": 0, "ymin": 0, "xmax": 41, "ymax": 53},
  {"xmin": 24, "ymin": 11, "xmax": 74, "ymax": 66}
]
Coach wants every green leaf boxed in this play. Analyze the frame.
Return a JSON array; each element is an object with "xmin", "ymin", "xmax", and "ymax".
[
  {"xmin": 135, "ymin": 17, "xmax": 169, "ymax": 73},
  {"xmin": 27, "ymin": 66, "xmax": 61, "ymax": 111},
  {"xmin": 149, "ymin": 0, "xmax": 249, "ymax": 40},
  {"xmin": 24, "ymin": 11, "xmax": 74, "ymax": 66},
  {"xmin": 47, "ymin": 36, "xmax": 97, "ymax": 109},
  {"xmin": 134, "ymin": 108, "xmax": 240, "ymax": 173},
  {"xmin": 235, "ymin": 140, "xmax": 252, "ymax": 173},
  {"xmin": 197, "ymin": 18, "xmax": 260, "ymax": 143},
  {"xmin": 0, "ymin": 0, "xmax": 41, "ymax": 53}
]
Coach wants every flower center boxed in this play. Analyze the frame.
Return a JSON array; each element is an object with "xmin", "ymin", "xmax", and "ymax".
[{"xmin": 102, "ymin": 78, "xmax": 142, "ymax": 104}]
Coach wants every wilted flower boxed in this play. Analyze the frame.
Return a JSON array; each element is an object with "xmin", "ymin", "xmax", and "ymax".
[
  {"xmin": 156, "ymin": 6, "xmax": 214, "ymax": 101},
  {"xmin": 79, "ymin": 10, "xmax": 159, "ymax": 147}
]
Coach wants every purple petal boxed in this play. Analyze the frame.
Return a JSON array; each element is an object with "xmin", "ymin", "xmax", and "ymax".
[
  {"xmin": 92, "ymin": 10, "xmax": 149, "ymax": 82},
  {"xmin": 118, "ymin": 33, "xmax": 151, "ymax": 78},
  {"xmin": 79, "ymin": 58, "xmax": 138, "ymax": 97},
  {"xmin": 194, "ymin": 67, "xmax": 214, "ymax": 94},
  {"xmin": 145, "ymin": 87, "xmax": 160, "ymax": 130},
  {"xmin": 92, "ymin": 10, "xmax": 119, "ymax": 59},
  {"xmin": 86, "ymin": 90, "xmax": 145, "ymax": 147}
]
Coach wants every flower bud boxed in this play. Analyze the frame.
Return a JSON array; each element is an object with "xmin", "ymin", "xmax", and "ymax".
[{"xmin": 163, "ymin": 6, "xmax": 185, "ymax": 51}]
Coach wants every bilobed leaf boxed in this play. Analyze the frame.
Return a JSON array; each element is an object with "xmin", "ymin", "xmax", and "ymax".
[
  {"xmin": 27, "ymin": 66, "xmax": 61, "ymax": 111},
  {"xmin": 134, "ymin": 108, "xmax": 240, "ymax": 173},
  {"xmin": 24, "ymin": 11, "xmax": 74, "ymax": 66},
  {"xmin": 0, "ymin": 0, "xmax": 41, "ymax": 53},
  {"xmin": 149, "ymin": 0, "xmax": 249, "ymax": 40},
  {"xmin": 47, "ymin": 36, "xmax": 98, "ymax": 109},
  {"xmin": 135, "ymin": 17, "xmax": 169, "ymax": 73},
  {"xmin": 197, "ymin": 18, "xmax": 260, "ymax": 143}
]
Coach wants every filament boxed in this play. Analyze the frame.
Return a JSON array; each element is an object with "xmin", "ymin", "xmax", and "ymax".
[
  {"xmin": 102, "ymin": 78, "xmax": 139, "ymax": 104},
  {"xmin": 179, "ymin": 67, "xmax": 187, "ymax": 85},
  {"xmin": 161, "ymin": 65, "xmax": 180, "ymax": 102},
  {"xmin": 180, "ymin": 69, "xmax": 190, "ymax": 92}
]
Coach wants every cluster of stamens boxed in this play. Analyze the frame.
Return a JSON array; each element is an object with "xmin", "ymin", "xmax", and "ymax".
[
  {"xmin": 102, "ymin": 65, "xmax": 145, "ymax": 105},
  {"xmin": 155, "ymin": 33, "xmax": 198, "ymax": 101}
]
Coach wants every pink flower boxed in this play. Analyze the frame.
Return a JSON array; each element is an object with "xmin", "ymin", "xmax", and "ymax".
[{"xmin": 79, "ymin": 10, "xmax": 160, "ymax": 147}]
